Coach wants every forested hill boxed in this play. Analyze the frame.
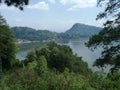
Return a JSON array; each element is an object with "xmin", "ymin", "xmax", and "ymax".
[
  {"xmin": 11, "ymin": 23, "xmax": 101, "ymax": 42},
  {"xmin": 58, "ymin": 23, "xmax": 101, "ymax": 40},
  {"xmin": 12, "ymin": 27, "xmax": 57, "ymax": 41},
  {"xmin": 67, "ymin": 23, "xmax": 101, "ymax": 37}
]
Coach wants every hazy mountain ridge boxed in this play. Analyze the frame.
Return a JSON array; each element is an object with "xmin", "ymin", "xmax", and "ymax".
[
  {"xmin": 11, "ymin": 23, "xmax": 101, "ymax": 42},
  {"xmin": 65, "ymin": 23, "xmax": 101, "ymax": 38}
]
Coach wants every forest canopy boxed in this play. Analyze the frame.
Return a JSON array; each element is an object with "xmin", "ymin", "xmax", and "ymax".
[{"xmin": 0, "ymin": 15, "xmax": 18, "ymax": 71}]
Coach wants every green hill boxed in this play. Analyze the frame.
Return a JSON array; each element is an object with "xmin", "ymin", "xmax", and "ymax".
[
  {"xmin": 12, "ymin": 27, "xmax": 57, "ymax": 41},
  {"xmin": 11, "ymin": 23, "xmax": 101, "ymax": 42},
  {"xmin": 67, "ymin": 23, "xmax": 101, "ymax": 37},
  {"xmin": 58, "ymin": 23, "xmax": 101, "ymax": 40}
]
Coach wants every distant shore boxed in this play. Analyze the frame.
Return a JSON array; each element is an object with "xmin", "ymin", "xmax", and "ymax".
[{"xmin": 17, "ymin": 39, "xmax": 41, "ymax": 44}]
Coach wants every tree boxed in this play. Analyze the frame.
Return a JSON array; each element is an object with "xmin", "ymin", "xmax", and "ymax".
[
  {"xmin": 0, "ymin": 15, "xmax": 18, "ymax": 71},
  {"xmin": 36, "ymin": 55, "xmax": 48, "ymax": 75},
  {"xmin": 0, "ymin": 0, "xmax": 29, "ymax": 81},
  {"xmin": 0, "ymin": 0, "xmax": 29, "ymax": 10},
  {"xmin": 86, "ymin": 0, "xmax": 120, "ymax": 71},
  {"xmin": 25, "ymin": 50, "xmax": 37, "ymax": 64}
]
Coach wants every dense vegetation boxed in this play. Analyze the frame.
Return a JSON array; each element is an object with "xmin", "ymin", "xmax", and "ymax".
[
  {"xmin": 1, "ymin": 42, "xmax": 93, "ymax": 89},
  {"xmin": 24, "ymin": 42, "xmax": 91, "ymax": 74},
  {"xmin": 1, "ymin": 41, "xmax": 120, "ymax": 90},
  {"xmin": 0, "ymin": 15, "xmax": 18, "ymax": 71},
  {"xmin": 12, "ymin": 23, "xmax": 101, "ymax": 43}
]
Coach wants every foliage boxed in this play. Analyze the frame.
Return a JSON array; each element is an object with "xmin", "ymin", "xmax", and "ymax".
[
  {"xmin": 0, "ymin": 67, "xmax": 93, "ymax": 90},
  {"xmin": 0, "ymin": 41, "xmax": 93, "ymax": 89},
  {"xmin": 0, "ymin": 15, "xmax": 18, "ymax": 71},
  {"xmin": 1, "ymin": 41, "xmax": 120, "ymax": 89},
  {"xmin": 25, "ymin": 50, "xmax": 37, "ymax": 64},
  {"xmin": 24, "ymin": 42, "xmax": 91, "ymax": 74},
  {"xmin": 0, "ymin": 0, "xmax": 29, "ymax": 10},
  {"xmin": 2, "ymin": 65, "xmax": 120, "ymax": 90},
  {"xmin": 35, "ymin": 55, "xmax": 48, "ymax": 75},
  {"xmin": 89, "ymin": 71, "xmax": 120, "ymax": 90},
  {"xmin": 86, "ymin": 0, "xmax": 120, "ymax": 71},
  {"xmin": 96, "ymin": 0, "xmax": 120, "ymax": 23}
]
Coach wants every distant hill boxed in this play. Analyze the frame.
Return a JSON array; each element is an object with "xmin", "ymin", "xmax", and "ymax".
[
  {"xmin": 58, "ymin": 23, "xmax": 101, "ymax": 40},
  {"xmin": 11, "ymin": 23, "xmax": 101, "ymax": 42},
  {"xmin": 12, "ymin": 27, "xmax": 57, "ymax": 41}
]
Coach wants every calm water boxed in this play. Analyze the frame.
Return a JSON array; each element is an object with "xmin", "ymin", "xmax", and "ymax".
[{"xmin": 16, "ymin": 38, "xmax": 103, "ymax": 71}]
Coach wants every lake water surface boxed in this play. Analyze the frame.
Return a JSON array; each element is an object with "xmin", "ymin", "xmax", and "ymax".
[{"xmin": 16, "ymin": 38, "xmax": 103, "ymax": 71}]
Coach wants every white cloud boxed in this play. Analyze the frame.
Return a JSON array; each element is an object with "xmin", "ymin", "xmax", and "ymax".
[
  {"xmin": 60, "ymin": 0, "xmax": 69, "ymax": 4},
  {"xmin": 15, "ymin": 19, "xmax": 22, "ymax": 22},
  {"xmin": 49, "ymin": 0, "xmax": 56, "ymax": 4},
  {"xmin": 27, "ymin": 1, "xmax": 49, "ymax": 10},
  {"xmin": 60, "ymin": 0, "xmax": 97, "ymax": 10}
]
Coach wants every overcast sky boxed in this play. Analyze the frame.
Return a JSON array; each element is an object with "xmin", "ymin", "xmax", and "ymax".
[{"xmin": 0, "ymin": 0, "xmax": 104, "ymax": 32}]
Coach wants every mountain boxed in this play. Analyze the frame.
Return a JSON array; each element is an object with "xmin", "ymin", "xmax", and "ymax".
[
  {"xmin": 11, "ymin": 23, "xmax": 101, "ymax": 42},
  {"xmin": 59, "ymin": 23, "xmax": 101, "ymax": 39},
  {"xmin": 12, "ymin": 27, "xmax": 57, "ymax": 41}
]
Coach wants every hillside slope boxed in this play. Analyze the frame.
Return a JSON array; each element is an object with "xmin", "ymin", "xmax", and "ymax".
[
  {"xmin": 12, "ymin": 27, "xmax": 57, "ymax": 41},
  {"xmin": 12, "ymin": 23, "xmax": 101, "ymax": 42},
  {"xmin": 59, "ymin": 23, "xmax": 101, "ymax": 39}
]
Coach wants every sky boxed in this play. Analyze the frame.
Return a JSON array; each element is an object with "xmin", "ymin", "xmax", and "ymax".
[{"xmin": 0, "ymin": 0, "xmax": 105, "ymax": 32}]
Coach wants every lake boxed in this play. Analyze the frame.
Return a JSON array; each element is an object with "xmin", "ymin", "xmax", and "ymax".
[{"xmin": 16, "ymin": 38, "xmax": 103, "ymax": 71}]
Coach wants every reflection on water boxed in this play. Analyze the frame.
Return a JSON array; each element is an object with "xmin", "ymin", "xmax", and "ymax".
[
  {"xmin": 67, "ymin": 39, "xmax": 102, "ymax": 71},
  {"xmin": 16, "ymin": 38, "xmax": 103, "ymax": 71}
]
